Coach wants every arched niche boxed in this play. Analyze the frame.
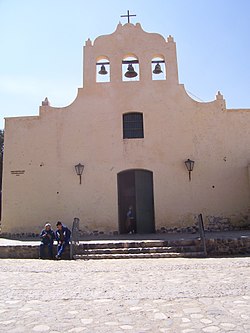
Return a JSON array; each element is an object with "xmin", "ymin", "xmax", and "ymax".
[
  {"xmin": 151, "ymin": 55, "xmax": 166, "ymax": 81},
  {"xmin": 122, "ymin": 54, "xmax": 140, "ymax": 82},
  {"xmin": 96, "ymin": 56, "xmax": 110, "ymax": 83}
]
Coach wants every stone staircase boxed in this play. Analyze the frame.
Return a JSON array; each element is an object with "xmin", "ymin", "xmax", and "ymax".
[{"xmin": 73, "ymin": 238, "xmax": 205, "ymax": 260}]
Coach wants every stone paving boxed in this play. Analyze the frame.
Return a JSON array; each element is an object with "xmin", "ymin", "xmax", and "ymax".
[{"xmin": 0, "ymin": 257, "xmax": 250, "ymax": 332}]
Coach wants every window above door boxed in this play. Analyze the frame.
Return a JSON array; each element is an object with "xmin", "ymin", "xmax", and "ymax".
[{"xmin": 123, "ymin": 112, "xmax": 144, "ymax": 139}]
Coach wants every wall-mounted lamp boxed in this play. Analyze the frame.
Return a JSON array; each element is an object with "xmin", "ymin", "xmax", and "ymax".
[
  {"xmin": 75, "ymin": 163, "xmax": 84, "ymax": 184},
  {"xmin": 184, "ymin": 159, "xmax": 195, "ymax": 181}
]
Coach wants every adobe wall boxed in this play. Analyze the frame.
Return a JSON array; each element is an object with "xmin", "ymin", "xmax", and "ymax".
[{"xmin": 1, "ymin": 23, "xmax": 250, "ymax": 234}]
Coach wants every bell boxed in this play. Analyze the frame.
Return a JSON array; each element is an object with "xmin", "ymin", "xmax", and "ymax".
[
  {"xmin": 98, "ymin": 64, "xmax": 108, "ymax": 75},
  {"xmin": 125, "ymin": 63, "xmax": 138, "ymax": 78},
  {"xmin": 153, "ymin": 63, "xmax": 163, "ymax": 74}
]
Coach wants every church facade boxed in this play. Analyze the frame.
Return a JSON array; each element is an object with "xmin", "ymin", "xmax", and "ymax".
[{"xmin": 1, "ymin": 22, "xmax": 250, "ymax": 235}]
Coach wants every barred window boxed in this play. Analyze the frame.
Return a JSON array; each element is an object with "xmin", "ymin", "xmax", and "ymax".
[{"xmin": 123, "ymin": 113, "xmax": 144, "ymax": 139}]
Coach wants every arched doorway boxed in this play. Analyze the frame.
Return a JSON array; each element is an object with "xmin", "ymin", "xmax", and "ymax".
[{"xmin": 117, "ymin": 169, "xmax": 155, "ymax": 234}]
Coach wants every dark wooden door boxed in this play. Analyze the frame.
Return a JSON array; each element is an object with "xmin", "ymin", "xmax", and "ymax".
[
  {"xmin": 135, "ymin": 170, "xmax": 155, "ymax": 234},
  {"xmin": 117, "ymin": 170, "xmax": 136, "ymax": 234},
  {"xmin": 117, "ymin": 169, "xmax": 155, "ymax": 234}
]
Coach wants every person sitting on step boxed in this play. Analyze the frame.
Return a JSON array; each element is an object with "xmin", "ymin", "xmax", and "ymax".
[
  {"xmin": 39, "ymin": 223, "xmax": 55, "ymax": 259},
  {"xmin": 55, "ymin": 221, "xmax": 71, "ymax": 260}
]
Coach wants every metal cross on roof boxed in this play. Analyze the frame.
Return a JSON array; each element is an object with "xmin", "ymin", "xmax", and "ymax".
[{"xmin": 120, "ymin": 10, "xmax": 136, "ymax": 23}]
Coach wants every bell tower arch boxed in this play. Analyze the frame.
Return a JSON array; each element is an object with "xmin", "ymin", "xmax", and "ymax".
[{"xmin": 82, "ymin": 23, "xmax": 179, "ymax": 87}]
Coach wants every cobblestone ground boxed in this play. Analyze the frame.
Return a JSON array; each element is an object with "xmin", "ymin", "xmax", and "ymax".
[{"xmin": 0, "ymin": 257, "xmax": 250, "ymax": 333}]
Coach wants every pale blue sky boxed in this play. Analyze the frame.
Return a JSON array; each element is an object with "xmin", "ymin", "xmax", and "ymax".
[{"xmin": 1, "ymin": 0, "xmax": 250, "ymax": 129}]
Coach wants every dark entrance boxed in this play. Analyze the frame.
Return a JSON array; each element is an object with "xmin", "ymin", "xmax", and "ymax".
[{"xmin": 117, "ymin": 169, "xmax": 155, "ymax": 234}]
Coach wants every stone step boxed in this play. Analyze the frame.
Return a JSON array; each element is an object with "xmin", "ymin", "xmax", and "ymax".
[
  {"xmin": 73, "ymin": 239, "xmax": 204, "ymax": 260},
  {"xmin": 75, "ymin": 245, "xmax": 200, "ymax": 255},
  {"xmin": 74, "ymin": 251, "xmax": 205, "ymax": 260},
  {"xmin": 78, "ymin": 239, "xmax": 199, "ymax": 250}
]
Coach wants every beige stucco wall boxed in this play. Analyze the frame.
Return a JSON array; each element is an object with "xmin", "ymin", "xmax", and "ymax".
[{"xmin": 1, "ymin": 23, "xmax": 250, "ymax": 234}]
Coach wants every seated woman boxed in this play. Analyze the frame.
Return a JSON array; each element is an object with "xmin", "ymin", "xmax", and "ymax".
[{"xmin": 39, "ymin": 223, "xmax": 55, "ymax": 259}]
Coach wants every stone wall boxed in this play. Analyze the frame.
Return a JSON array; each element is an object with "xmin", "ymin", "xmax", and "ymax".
[
  {"xmin": 206, "ymin": 237, "xmax": 250, "ymax": 256},
  {"xmin": 0, "ymin": 244, "xmax": 70, "ymax": 259},
  {"xmin": 0, "ymin": 245, "xmax": 39, "ymax": 259}
]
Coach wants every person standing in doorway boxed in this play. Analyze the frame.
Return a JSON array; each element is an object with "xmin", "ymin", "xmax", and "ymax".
[
  {"xmin": 39, "ymin": 223, "xmax": 55, "ymax": 259},
  {"xmin": 55, "ymin": 221, "xmax": 71, "ymax": 259},
  {"xmin": 126, "ymin": 205, "xmax": 136, "ymax": 234}
]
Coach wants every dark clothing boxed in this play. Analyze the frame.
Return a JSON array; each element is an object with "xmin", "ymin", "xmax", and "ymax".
[
  {"xmin": 40, "ymin": 229, "xmax": 55, "ymax": 245},
  {"xmin": 126, "ymin": 208, "xmax": 136, "ymax": 233},
  {"xmin": 39, "ymin": 242, "xmax": 54, "ymax": 259},
  {"xmin": 55, "ymin": 225, "xmax": 71, "ymax": 258},
  {"xmin": 58, "ymin": 230, "xmax": 64, "ymax": 242},
  {"xmin": 55, "ymin": 226, "xmax": 71, "ymax": 244},
  {"xmin": 39, "ymin": 229, "xmax": 55, "ymax": 259},
  {"xmin": 57, "ymin": 242, "xmax": 67, "ymax": 257},
  {"xmin": 127, "ymin": 208, "xmax": 135, "ymax": 220}
]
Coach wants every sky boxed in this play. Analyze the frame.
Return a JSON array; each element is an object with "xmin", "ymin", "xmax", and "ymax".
[{"xmin": 1, "ymin": 0, "xmax": 250, "ymax": 129}]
